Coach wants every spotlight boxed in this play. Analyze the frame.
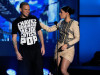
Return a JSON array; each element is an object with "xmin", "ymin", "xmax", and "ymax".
[{"xmin": 6, "ymin": 69, "xmax": 16, "ymax": 75}]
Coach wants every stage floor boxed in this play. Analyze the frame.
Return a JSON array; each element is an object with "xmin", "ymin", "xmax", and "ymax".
[{"xmin": 0, "ymin": 56, "xmax": 100, "ymax": 75}]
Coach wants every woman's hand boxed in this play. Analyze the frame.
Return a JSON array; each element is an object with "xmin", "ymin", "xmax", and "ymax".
[{"xmin": 61, "ymin": 44, "xmax": 68, "ymax": 50}]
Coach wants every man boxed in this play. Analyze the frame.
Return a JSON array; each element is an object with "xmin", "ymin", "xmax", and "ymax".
[{"xmin": 12, "ymin": 2, "xmax": 45, "ymax": 75}]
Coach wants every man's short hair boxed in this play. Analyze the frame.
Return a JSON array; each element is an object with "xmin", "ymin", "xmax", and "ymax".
[{"xmin": 20, "ymin": 2, "xmax": 29, "ymax": 8}]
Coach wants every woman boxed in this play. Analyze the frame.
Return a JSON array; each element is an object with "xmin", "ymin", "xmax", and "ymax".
[{"xmin": 40, "ymin": 6, "xmax": 80, "ymax": 75}]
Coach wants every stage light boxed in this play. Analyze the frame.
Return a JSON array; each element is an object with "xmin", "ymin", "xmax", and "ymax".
[
  {"xmin": 9, "ymin": 0, "xmax": 15, "ymax": 4},
  {"xmin": 6, "ymin": 69, "xmax": 16, "ymax": 75},
  {"xmin": 28, "ymin": 0, "xmax": 38, "ymax": 5},
  {"xmin": 43, "ymin": 68, "xmax": 50, "ymax": 75}
]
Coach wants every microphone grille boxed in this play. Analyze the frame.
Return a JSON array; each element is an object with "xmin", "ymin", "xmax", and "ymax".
[{"xmin": 54, "ymin": 21, "xmax": 57, "ymax": 25}]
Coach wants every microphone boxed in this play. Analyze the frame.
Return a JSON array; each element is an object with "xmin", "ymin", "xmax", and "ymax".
[
  {"xmin": 54, "ymin": 21, "xmax": 58, "ymax": 29},
  {"xmin": 54, "ymin": 21, "xmax": 58, "ymax": 26}
]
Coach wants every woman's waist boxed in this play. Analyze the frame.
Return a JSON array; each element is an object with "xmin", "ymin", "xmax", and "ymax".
[{"xmin": 58, "ymin": 37, "xmax": 74, "ymax": 43}]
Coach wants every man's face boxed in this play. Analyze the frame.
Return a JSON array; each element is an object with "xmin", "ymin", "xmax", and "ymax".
[{"xmin": 20, "ymin": 5, "xmax": 30, "ymax": 18}]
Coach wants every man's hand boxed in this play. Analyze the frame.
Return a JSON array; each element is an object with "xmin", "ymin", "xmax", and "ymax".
[
  {"xmin": 41, "ymin": 46, "xmax": 45, "ymax": 56},
  {"xmin": 61, "ymin": 44, "xmax": 68, "ymax": 50},
  {"xmin": 16, "ymin": 51, "xmax": 23, "ymax": 60},
  {"xmin": 12, "ymin": 34, "xmax": 23, "ymax": 60},
  {"xmin": 38, "ymin": 30, "xmax": 45, "ymax": 56}
]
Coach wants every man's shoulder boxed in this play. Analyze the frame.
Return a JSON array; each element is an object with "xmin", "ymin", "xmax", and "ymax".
[
  {"xmin": 29, "ymin": 15, "xmax": 37, "ymax": 19},
  {"xmin": 13, "ymin": 17, "xmax": 20, "ymax": 23}
]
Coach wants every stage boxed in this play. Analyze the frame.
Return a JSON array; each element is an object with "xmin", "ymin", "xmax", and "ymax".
[{"xmin": 0, "ymin": 56, "xmax": 100, "ymax": 75}]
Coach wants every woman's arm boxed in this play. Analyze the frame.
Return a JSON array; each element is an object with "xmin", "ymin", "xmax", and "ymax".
[
  {"xmin": 67, "ymin": 21, "xmax": 80, "ymax": 47},
  {"xmin": 40, "ymin": 20, "xmax": 62, "ymax": 32},
  {"xmin": 40, "ymin": 23, "xmax": 57, "ymax": 32},
  {"xmin": 61, "ymin": 21, "xmax": 80, "ymax": 50}
]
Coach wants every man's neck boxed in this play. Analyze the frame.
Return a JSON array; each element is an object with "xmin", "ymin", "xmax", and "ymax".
[{"xmin": 20, "ymin": 14, "xmax": 28, "ymax": 18}]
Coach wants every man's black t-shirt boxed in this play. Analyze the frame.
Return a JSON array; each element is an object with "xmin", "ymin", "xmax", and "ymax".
[{"xmin": 12, "ymin": 15, "xmax": 41, "ymax": 48}]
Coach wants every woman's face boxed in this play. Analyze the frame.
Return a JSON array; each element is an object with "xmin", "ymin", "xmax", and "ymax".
[{"xmin": 59, "ymin": 9, "xmax": 67, "ymax": 19}]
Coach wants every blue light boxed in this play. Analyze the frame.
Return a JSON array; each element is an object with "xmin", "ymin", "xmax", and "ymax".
[
  {"xmin": 9, "ymin": 0, "xmax": 15, "ymax": 4},
  {"xmin": 6, "ymin": 69, "xmax": 16, "ymax": 75},
  {"xmin": 28, "ymin": 0, "xmax": 38, "ymax": 5},
  {"xmin": 43, "ymin": 68, "xmax": 50, "ymax": 75},
  {"xmin": 80, "ymin": 0, "xmax": 100, "ymax": 15}
]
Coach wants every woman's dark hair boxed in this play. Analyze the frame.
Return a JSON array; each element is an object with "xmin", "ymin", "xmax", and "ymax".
[
  {"xmin": 61, "ymin": 6, "xmax": 74, "ymax": 15},
  {"xmin": 20, "ymin": 2, "xmax": 29, "ymax": 8}
]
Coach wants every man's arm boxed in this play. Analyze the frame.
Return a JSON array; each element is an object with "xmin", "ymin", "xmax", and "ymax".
[
  {"xmin": 12, "ymin": 34, "xmax": 23, "ymax": 60},
  {"xmin": 38, "ymin": 30, "xmax": 45, "ymax": 56}
]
